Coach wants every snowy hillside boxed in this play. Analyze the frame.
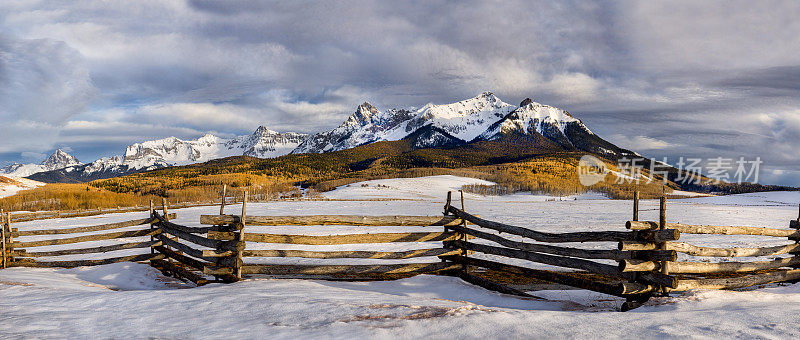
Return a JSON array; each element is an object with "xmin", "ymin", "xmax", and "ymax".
[
  {"xmin": 0, "ymin": 149, "xmax": 81, "ymax": 177},
  {"xmin": 0, "ymin": 175, "xmax": 44, "ymax": 198},
  {"xmin": 1, "ymin": 186, "xmax": 799, "ymax": 338},
  {"xmin": 320, "ymin": 175, "xmax": 609, "ymax": 201}
]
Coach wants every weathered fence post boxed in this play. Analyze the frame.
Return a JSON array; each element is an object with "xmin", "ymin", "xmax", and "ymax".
[
  {"xmin": 149, "ymin": 199, "xmax": 156, "ymax": 257},
  {"xmin": 458, "ymin": 190, "xmax": 468, "ymax": 275},
  {"xmin": 235, "ymin": 191, "xmax": 247, "ymax": 280},
  {"xmin": 4, "ymin": 212, "xmax": 13, "ymax": 268},
  {"xmin": 162, "ymin": 197, "xmax": 176, "ymax": 266},
  {"xmin": 620, "ymin": 193, "xmax": 670, "ymax": 310},
  {"xmin": 657, "ymin": 196, "xmax": 670, "ymax": 296},
  {"xmin": 1, "ymin": 210, "xmax": 7, "ymax": 269},
  {"xmin": 219, "ymin": 184, "xmax": 227, "ymax": 215},
  {"xmin": 790, "ymin": 204, "xmax": 800, "ymax": 272},
  {"xmin": 442, "ymin": 191, "xmax": 453, "ymax": 264}
]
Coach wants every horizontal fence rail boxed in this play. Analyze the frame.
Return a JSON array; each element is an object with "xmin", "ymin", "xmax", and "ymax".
[
  {"xmin": 243, "ymin": 232, "xmax": 465, "ymax": 245},
  {"xmin": 4, "ymin": 213, "xmax": 168, "ymax": 269},
  {"xmin": 201, "ymin": 214, "xmax": 461, "ymax": 227},
  {"xmin": 446, "ymin": 205, "xmax": 679, "ymax": 243},
  {"xmin": 241, "ymin": 262, "xmax": 460, "ymax": 276},
  {"xmin": 241, "ymin": 248, "xmax": 462, "ymax": 259},
  {"xmin": 621, "ymin": 241, "xmax": 800, "ymax": 257},
  {"xmin": 627, "ymin": 221, "xmax": 800, "ymax": 238}
]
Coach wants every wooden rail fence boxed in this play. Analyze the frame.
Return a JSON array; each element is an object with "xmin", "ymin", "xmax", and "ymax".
[
  {"xmin": 2, "ymin": 188, "xmax": 799, "ymax": 312},
  {"xmin": 1, "ymin": 208, "xmax": 175, "ymax": 269}
]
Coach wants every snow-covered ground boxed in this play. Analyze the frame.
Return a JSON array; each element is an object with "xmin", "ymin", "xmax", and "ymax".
[
  {"xmin": 0, "ymin": 175, "xmax": 44, "ymax": 198},
  {"xmin": 2, "ymin": 175, "xmax": 800, "ymax": 338},
  {"xmin": 321, "ymin": 175, "xmax": 610, "ymax": 201}
]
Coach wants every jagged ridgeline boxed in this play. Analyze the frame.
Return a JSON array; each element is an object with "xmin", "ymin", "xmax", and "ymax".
[
  {"xmin": 8, "ymin": 91, "xmax": 638, "ymax": 183},
  {"xmin": 2, "ymin": 92, "xmax": 787, "ymax": 211}
]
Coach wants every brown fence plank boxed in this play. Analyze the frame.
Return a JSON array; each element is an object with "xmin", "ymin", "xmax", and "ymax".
[
  {"xmin": 241, "ymin": 248, "xmax": 461, "ymax": 259},
  {"xmin": 154, "ymin": 234, "xmax": 237, "ymax": 266},
  {"xmin": 449, "ymin": 224, "xmax": 675, "ymax": 261},
  {"xmin": 243, "ymin": 232, "xmax": 461, "ymax": 245},
  {"xmin": 10, "ymin": 253, "xmax": 164, "ymax": 268},
  {"xmin": 17, "ymin": 229, "xmax": 159, "ymax": 248},
  {"xmin": 448, "ymin": 240, "xmax": 621, "ymax": 276},
  {"xmin": 670, "ymin": 257, "xmax": 800, "ymax": 274},
  {"xmin": 201, "ymin": 214, "xmax": 460, "ymax": 227},
  {"xmin": 154, "ymin": 245, "xmax": 210, "ymax": 271},
  {"xmin": 155, "ymin": 214, "xmax": 216, "ymax": 234},
  {"xmin": 621, "ymin": 241, "xmax": 800, "ymax": 257},
  {"xmin": 240, "ymin": 262, "xmax": 459, "ymax": 275},
  {"xmin": 159, "ymin": 222, "xmax": 236, "ymax": 250},
  {"xmin": 675, "ymin": 268, "xmax": 800, "ymax": 290},
  {"xmin": 446, "ymin": 256, "xmax": 637, "ymax": 298},
  {"xmin": 627, "ymin": 221, "xmax": 800, "ymax": 237},
  {"xmin": 13, "ymin": 214, "xmax": 175, "ymax": 237},
  {"xmin": 150, "ymin": 258, "xmax": 209, "ymax": 286},
  {"xmin": 19, "ymin": 240, "xmax": 161, "ymax": 257},
  {"xmin": 446, "ymin": 206, "xmax": 677, "ymax": 243}
]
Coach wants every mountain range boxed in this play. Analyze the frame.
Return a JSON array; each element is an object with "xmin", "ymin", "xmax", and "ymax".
[
  {"xmin": 3, "ymin": 92, "xmax": 636, "ymax": 183},
  {"xmin": 2, "ymin": 128, "xmax": 308, "ymax": 182}
]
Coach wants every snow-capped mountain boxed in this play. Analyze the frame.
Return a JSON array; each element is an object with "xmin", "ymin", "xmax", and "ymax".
[
  {"xmin": 292, "ymin": 102, "xmax": 416, "ymax": 153},
  {"xmin": 293, "ymin": 92, "xmax": 633, "ymax": 158},
  {"xmin": 26, "ymin": 127, "xmax": 308, "ymax": 183},
  {"xmin": 294, "ymin": 92, "xmax": 515, "ymax": 153},
  {"xmin": 224, "ymin": 127, "xmax": 308, "ymax": 158},
  {"xmin": 16, "ymin": 92, "xmax": 636, "ymax": 183},
  {"xmin": 0, "ymin": 149, "xmax": 81, "ymax": 177}
]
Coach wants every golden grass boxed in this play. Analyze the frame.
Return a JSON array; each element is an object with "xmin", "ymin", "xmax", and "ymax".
[{"xmin": 0, "ymin": 152, "xmax": 675, "ymax": 213}]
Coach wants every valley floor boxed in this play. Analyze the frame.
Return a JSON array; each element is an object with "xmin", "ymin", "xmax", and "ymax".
[{"xmin": 1, "ymin": 176, "xmax": 799, "ymax": 338}]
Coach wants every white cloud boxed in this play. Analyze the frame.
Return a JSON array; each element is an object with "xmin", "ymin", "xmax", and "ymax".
[{"xmin": 608, "ymin": 135, "xmax": 674, "ymax": 151}]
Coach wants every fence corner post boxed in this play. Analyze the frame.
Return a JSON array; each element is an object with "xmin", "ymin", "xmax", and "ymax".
[
  {"xmin": 235, "ymin": 191, "xmax": 247, "ymax": 281},
  {"xmin": 220, "ymin": 184, "xmax": 227, "ymax": 215},
  {"xmin": 1, "ymin": 211, "xmax": 8, "ymax": 269},
  {"xmin": 657, "ymin": 196, "xmax": 670, "ymax": 296},
  {"xmin": 632, "ymin": 191, "xmax": 639, "ymax": 221},
  {"xmin": 149, "ymin": 199, "xmax": 156, "ymax": 258},
  {"xmin": 458, "ymin": 190, "xmax": 468, "ymax": 275},
  {"xmin": 789, "ymin": 204, "xmax": 800, "ymax": 272}
]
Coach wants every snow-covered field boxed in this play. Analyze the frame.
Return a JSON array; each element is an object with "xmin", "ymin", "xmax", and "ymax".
[
  {"xmin": 2, "ymin": 176, "xmax": 800, "ymax": 338},
  {"xmin": 0, "ymin": 175, "xmax": 44, "ymax": 198}
]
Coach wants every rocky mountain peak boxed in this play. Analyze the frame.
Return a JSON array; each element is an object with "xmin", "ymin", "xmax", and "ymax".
[
  {"xmin": 347, "ymin": 102, "xmax": 379, "ymax": 126},
  {"xmin": 252, "ymin": 126, "xmax": 278, "ymax": 136},
  {"xmin": 41, "ymin": 149, "xmax": 81, "ymax": 169}
]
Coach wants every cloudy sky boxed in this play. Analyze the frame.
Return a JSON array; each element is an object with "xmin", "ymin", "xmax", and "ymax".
[{"xmin": 1, "ymin": 0, "xmax": 798, "ymax": 185}]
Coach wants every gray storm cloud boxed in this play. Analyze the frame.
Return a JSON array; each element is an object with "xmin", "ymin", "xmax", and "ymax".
[
  {"xmin": 0, "ymin": 34, "xmax": 96, "ymax": 153},
  {"xmin": 0, "ymin": 0, "xmax": 798, "ymax": 185}
]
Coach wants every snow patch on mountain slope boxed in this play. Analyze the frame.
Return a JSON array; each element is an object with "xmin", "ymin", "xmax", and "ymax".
[
  {"xmin": 480, "ymin": 99, "xmax": 579, "ymax": 138},
  {"xmin": 392, "ymin": 91, "xmax": 515, "ymax": 142}
]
